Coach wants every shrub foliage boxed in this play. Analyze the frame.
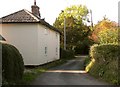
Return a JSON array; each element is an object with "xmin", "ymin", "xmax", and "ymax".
[
  {"xmin": 98, "ymin": 28, "xmax": 118, "ymax": 44},
  {"xmin": 89, "ymin": 18, "xmax": 118, "ymax": 43},
  {"xmin": 2, "ymin": 42, "xmax": 24, "ymax": 85},
  {"xmin": 60, "ymin": 48, "xmax": 75, "ymax": 59},
  {"xmin": 86, "ymin": 44, "xmax": 120, "ymax": 84}
]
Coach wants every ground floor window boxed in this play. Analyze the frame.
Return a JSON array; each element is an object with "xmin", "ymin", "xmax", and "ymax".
[
  {"xmin": 56, "ymin": 47, "xmax": 58, "ymax": 55},
  {"xmin": 45, "ymin": 47, "xmax": 47, "ymax": 54}
]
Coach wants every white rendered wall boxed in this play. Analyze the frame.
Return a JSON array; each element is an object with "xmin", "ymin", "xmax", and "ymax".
[
  {"xmin": 37, "ymin": 24, "xmax": 60, "ymax": 64},
  {"xmin": 1, "ymin": 23, "xmax": 39, "ymax": 65},
  {"xmin": 1, "ymin": 23, "xmax": 60, "ymax": 65}
]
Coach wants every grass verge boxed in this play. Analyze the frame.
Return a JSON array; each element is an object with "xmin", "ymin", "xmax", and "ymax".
[
  {"xmin": 20, "ymin": 59, "xmax": 67, "ymax": 85},
  {"xmin": 84, "ymin": 56, "xmax": 118, "ymax": 85},
  {"xmin": 84, "ymin": 56, "xmax": 91, "ymax": 69}
]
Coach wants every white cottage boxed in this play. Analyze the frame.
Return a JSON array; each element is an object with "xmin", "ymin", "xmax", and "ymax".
[{"xmin": 0, "ymin": 1, "xmax": 61, "ymax": 66}]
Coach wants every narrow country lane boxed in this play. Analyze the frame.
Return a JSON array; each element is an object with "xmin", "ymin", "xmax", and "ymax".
[{"xmin": 31, "ymin": 56, "xmax": 110, "ymax": 85}]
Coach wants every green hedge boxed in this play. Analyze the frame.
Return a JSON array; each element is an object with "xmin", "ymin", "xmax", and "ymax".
[
  {"xmin": 60, "ymin": 48, "xmax": 75, "ymax": 59},
  {"xmin": 86, "ymin": 44, "xmax": 120, "ymax": 85},
  {"xmin": 2, "ymin": 42, "xmax": 24, "ymax": 85}
]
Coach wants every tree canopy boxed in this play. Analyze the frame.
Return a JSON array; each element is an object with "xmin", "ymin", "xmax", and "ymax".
[
  {"xmin": 98, "ymin": 28, "xmax": 118, "ymax": 44},
  {"xmin": 53, "ymin": 5, "xmax": 92, "ymax": 54},
  {"xmin": 54, "ymin": 5, "xmax": 89, "ymax": 30},
  {"xmin": 89, "ymin": 17, "xmax": 118, "ymax": 43}
]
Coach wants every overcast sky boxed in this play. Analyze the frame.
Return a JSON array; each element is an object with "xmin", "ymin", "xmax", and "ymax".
[{"xmin": 0, "ymin": 0, "xmax": 119, "ymax": 25}]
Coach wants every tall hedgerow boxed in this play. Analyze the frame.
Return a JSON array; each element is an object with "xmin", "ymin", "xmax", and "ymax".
[{"xmin": 2, "ymin": 42, "xmax": 24, "ymax": 85}]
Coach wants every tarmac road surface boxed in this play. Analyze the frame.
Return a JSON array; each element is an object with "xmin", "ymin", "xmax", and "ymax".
[{"xmin": 31, "ymin": 56, "xmax": 110, "ymax": 85}]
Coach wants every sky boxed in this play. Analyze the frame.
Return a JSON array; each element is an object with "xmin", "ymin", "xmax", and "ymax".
[{"xmin": 0, "ymin": 0, "xmax": 119, "ymax": 25}]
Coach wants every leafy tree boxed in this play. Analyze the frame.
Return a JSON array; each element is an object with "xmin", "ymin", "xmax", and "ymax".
[
  {"xmin": 98, "ymin": 28, "xmax": 118, "ymax": 44},
  {"xmin": 54, "ymin": 5, "xmax": 89, "ymax": 29},
  {"xmin": 89, "ymin": 17, "xmax": 118, "ymax": 43},
  {"xmin": 53, "ymin": 5, "xmax": 92, "ymax": 54}
]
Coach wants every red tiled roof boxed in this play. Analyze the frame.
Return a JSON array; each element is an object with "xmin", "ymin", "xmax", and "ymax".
[
  {"xmin": 0, "ymin": 9, "xmax": 61, "ymax": 33},
  {"xmin": 1, "ymin": 9, "xmax": 40, "ymax": 23}
]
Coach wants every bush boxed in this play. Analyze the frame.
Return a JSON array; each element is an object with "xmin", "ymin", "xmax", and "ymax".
[
  {"xmin": 86, "ymin": 44, "xmax": 120, "ymax": 85},
  {"xmin": 98, "ymin": 28, "xmax": 118, "ymax": 44},
  {"xmin": 60, "ymin": 48, "xmax": 75, "ymax": 59},
  {"xmin": 2, "ymin": 42, "xmax": 24, "ymax": 85}
]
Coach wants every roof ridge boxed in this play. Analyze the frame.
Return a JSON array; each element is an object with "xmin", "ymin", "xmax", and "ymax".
[{"xmin": 24, "ymin": 9, "xmax": 40, "ymax": 22}]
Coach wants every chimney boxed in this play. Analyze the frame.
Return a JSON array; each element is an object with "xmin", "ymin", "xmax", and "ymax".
[{"xmin": 31, "ymin": 0, "xmax": 41, "ymax": 18}]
